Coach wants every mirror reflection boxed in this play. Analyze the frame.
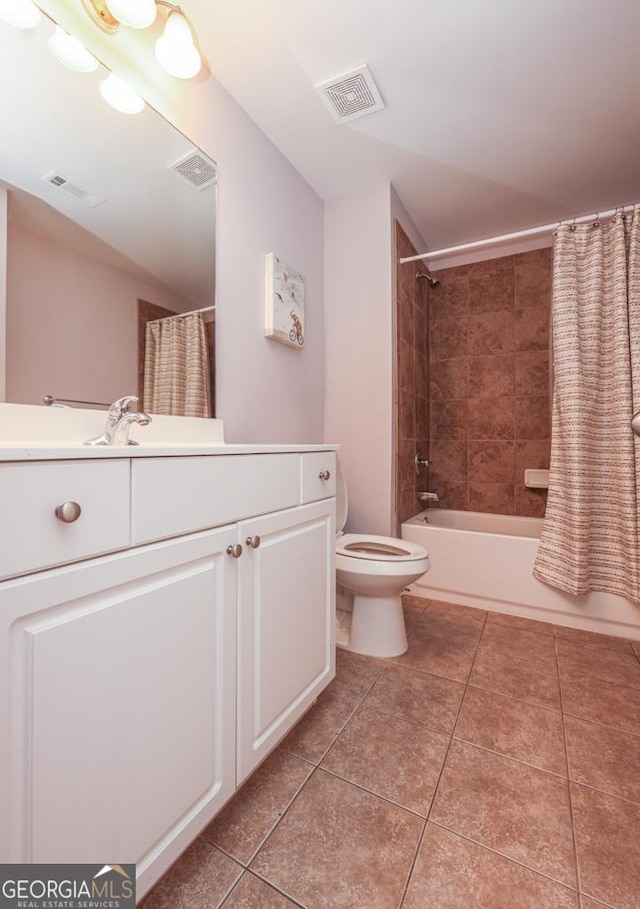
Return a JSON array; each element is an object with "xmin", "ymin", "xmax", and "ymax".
[{"xmin": 0, "ymin": 15, "xmax": 217, "ymax": 416}]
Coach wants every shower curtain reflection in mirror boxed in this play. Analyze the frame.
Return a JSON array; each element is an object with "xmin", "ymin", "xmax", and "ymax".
[{"xmin": 143, "ymin": 311, "xmax": 212, "ymax": 418}]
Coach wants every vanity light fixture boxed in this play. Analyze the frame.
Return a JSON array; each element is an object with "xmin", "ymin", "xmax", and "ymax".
[
  {"xmin": 100, "ymin": 72, "xmax": 145, "ymax": 114},
  {"xmin": 48, "ymin": 25, "xmax": 100, "ymax": 72},
  {"xmin": 84, "ymin": 0, "xmax": 202, "ymax": 79},
  {"xmin": 0, "ymin": 0, "xmax": 41, "ymax": 29}
]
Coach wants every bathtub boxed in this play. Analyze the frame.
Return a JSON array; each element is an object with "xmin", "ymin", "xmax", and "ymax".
[{"xmin": 402, "ymin": 509, "xmax": 640, "ymax": 640}]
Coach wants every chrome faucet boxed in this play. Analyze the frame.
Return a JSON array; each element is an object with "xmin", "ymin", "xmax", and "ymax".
[
  {"xmin": 84, "ymin": 395, "xmax": 152, "ymax": 446},
  {"xmin": 418, "ymin": 491, "xmax": 439, "ymax": 506}
]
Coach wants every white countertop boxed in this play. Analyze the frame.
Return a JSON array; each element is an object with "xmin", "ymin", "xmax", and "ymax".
[
  {"xmin": 0, "ymin": 442, "xmax": 339, "ymax": 461},
  {"xmin": 0, "ymin": 403, "xmax": 338, "ymax": 460}
]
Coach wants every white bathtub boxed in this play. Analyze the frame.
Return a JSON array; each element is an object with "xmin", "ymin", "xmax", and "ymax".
[{"xmin": 402, "ymin": 509, "xmax": 640, "ymax": 640}]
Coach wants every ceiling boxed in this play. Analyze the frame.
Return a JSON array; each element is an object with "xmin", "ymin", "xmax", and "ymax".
[{"xmin": 186, "ymin": 0, "xmax": 640, "ymax": 250}]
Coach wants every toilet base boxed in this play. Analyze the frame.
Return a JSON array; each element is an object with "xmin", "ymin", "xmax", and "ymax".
[{"xmin": 339, "ymin": 593, "xmax": 408, "ymax": 658}]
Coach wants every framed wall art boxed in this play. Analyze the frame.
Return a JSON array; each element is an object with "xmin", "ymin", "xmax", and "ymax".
[{"xmin": 264, "ymin": 253, "xmax": 305, "ymax": 349}]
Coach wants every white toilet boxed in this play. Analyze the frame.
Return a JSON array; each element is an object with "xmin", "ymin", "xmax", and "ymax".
[{"xmin": 335, "ymin": 460, "xmax": 430, "ymax": 658}]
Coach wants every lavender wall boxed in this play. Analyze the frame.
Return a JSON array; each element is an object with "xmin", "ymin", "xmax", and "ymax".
[{"xmin": 38, "ymin": 1, "xmax": 325, "ymax": 445}]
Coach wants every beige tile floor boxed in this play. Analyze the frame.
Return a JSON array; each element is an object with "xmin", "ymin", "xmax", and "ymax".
[{"xmin": 141, "ymin": 595, "xmax": 640, "ymax": 909}]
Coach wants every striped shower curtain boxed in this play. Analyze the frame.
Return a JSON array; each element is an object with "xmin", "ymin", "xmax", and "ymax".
[
  {"xmin": 533, "ymin": 207, "xmax": 640, "ymax": 600},
  {"xmin": 144, "ymin": 312, "xmax": 212, "ymax": 418}
]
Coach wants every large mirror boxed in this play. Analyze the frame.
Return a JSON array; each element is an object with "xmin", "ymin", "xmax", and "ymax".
[{"xmin": 0, "ymin": 13, "xmax": 217, "ymax": 416}]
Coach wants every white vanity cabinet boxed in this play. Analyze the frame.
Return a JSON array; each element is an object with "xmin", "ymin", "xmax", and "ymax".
[{"xmin": 0, "ymin": 448, "xmax": 336, "ymax": 901}]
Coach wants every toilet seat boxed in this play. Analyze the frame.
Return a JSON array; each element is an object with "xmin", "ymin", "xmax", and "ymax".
[{"xmin": 336, "ymin": 533, "xmax": 427, "ymax": 562}]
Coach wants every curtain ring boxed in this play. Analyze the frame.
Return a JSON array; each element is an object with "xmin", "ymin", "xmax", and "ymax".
[
  {"xmin": 593, "ymin": 213, "xmax": 601, "ymax": 228},
  {"xmin": 569, "ymin": 218, "xmax": 576, "ymax": 232}
]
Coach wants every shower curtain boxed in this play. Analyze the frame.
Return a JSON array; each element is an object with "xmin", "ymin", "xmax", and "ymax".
[
  {"xmin": 533, "ymin": 207, "xmax": 640, "ymax": 600},
  {"xmin": 144, "ymin": 312, "xmax": 212, "ymax": 418}
]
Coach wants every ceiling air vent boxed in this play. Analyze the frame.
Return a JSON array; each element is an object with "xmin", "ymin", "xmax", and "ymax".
[
  {"xmin": 169, "ymin": 150, "xmax": 217, "ymax": 192},
  {"xmin": 316, "ymin": 64, "xmax": 386, "ymax": 124},
  {"xmin": 41, "ymin": 171, "xmax": 105, "ymax": 208}
]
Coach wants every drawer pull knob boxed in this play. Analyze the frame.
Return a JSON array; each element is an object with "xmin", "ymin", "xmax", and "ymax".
[
  {"xmin": 245, "ymin": 535, "xmax": 261, "ymax": 549},
  {"xmin": 55, "ymin": 501, "xmax": 82, "ymax": 523},
  {"xmin": 319, "ymin": 470, "xmax": 331, "ymax": 481},
  {"xmin": 226, "ymin": 543, "xmax": 243, "ymax": 559}
]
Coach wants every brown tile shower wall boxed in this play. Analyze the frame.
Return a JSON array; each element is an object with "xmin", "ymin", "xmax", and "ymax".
[
  {"xmin": 429, "ymin": 248, "xmax": 552, "ymax": 517},
  {"xmin": 395, "ymin": 221, "xmax": 430, "ymax": 526}
]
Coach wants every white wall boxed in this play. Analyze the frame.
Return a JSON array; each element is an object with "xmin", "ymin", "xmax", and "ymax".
[
  {"xmin": 37, "ymin": 1, "xmax": 324, "ymax": 444},
  {"xmin": 325, "ymin": 183, "xmax": 393, "ymax": 535},
  {"xmin": 6, "ymin": 222, "xmax": 193, "ymax": 406},
  {"xmin": 324, "ymin": 183, "xmax": 428, "ymax": 536},
  {"xmin": 0, "ymin": 187, "xmax": 6, "ymax": 402}
]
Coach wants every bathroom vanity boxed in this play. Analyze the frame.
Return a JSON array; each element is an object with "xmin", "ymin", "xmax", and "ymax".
[{"xmin": 0, "ymin": 412, "xmax": 336, "ymax": 899}]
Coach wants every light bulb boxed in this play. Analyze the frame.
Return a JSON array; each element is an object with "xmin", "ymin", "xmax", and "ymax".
[
  {"xmin": 0, "ymin": 0, "xmax": 41, "ymax": 28},
  {"xmin": 155, "ymin": 10, "xmax": 201, "ymax": 79},
  {"xmin": 105, "ymin": 0, "xmax": 156, "ymax": 29},
  {"xmin": 100, "ymin": 73, "xmax": 145, "ymax": 114},
  {"xmin": 48, "ymin": 26, "xmax": 99, "ymax": 73}
]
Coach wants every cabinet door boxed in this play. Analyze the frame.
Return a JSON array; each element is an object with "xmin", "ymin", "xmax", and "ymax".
[
  {"xmin": 0, "ymin": 528, "xmax": 237, "ymax": 899},
  {"xmin": 237, "ymin": 500, "xmax": 335, "ymax": 782}
]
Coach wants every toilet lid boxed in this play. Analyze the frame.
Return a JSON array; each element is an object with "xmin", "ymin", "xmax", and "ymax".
[{"xmin": 336, "ymin": 533, "xmax": 428, "ymax": 562}]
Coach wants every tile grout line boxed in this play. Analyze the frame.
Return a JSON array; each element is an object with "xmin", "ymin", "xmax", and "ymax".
[
  {"xmin": 397, "ymin": 605, "xmax": 489, "ymax": 908},
  {"xmin": 555, "ymin": 633, "xmax": 584, "ymax": 908}
]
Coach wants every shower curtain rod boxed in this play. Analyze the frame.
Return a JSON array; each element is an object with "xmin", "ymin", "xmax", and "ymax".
[
  {"xmin": 399, "ymin": 203, "xmax": 637, "ymax": 264},
  {"xmin": 151, "ymin": 304, "xmax": 216, "ymax": 322}
]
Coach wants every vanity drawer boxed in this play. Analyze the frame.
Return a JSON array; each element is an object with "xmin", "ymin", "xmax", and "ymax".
[
  {"xmin": 131, "ymin": 454, "xmax": 300, "ymax": 544},
  {"xmin": 0, "ymin": 460, "xmax": 130, "ymax": 580},
  {"xmin": 300, "ymin": 452, "xmax": 336, "ymax": 503}
]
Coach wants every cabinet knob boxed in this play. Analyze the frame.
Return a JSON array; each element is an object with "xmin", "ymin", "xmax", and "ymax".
[
  {"xmin": 245, "ymin": 535, "xmax": 261, "ymax": 549},
  {"xmin": 226, "ymin": 543, "xmax": 243, "ymax": 559},
  {"xmin": 318, "ymin": 470, "xmax": 331, "ymax": 481},
  {"xmin": 55, "ymin": 501, "xmax": 82, "ymax": 523}
]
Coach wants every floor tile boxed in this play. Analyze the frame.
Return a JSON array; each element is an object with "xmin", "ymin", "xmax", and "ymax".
[
  {"xmin": 581, "ymin": 899, "xmax": 614, "ymax": 909},
  {"xmin": 334, "ymin": 647, "xmax": 385, "ymax": 696},
  {"xmin": 251, "ymin": 770, "xmax": 422, "ymax": 909},
  {"xmin": 221, "ymin": 873, "xmax": 300, "ymax": 908},
  {"xmin": 427, "ymin": 598, "xmax": 487, "ymax": 624},
  {"xmin": 564, "ymin": 715, "xmax": 640, "ymax": 804},
  {"xmin": 454, "ymin": 686, "xmax": 566, "ymax": 775},
  {"xmin": 202, "ymin": 749, "xmax": 313, "ymax": 864},
  {"xmin": 554, "ymin": 625, "xmax": 635, "ymax": 654},
  {"xmin": 560, "ymin": 672, "xmax": 640, "ymax": 736},
  {"xmin": 280, "ymin": 682, "xmax": 361, "ymax": 764},
  {"xmin": 470, "ymin": 645, "xmax": 561, "ymax": 709},
  {"xmin": 403, "ymin": 823, "xmax": 578, "ymax": 909},
  {"xmin": 632, "ymin": 641, "xmax": 640, "ymax": 658},
  {"xmin": 142, "ymin": 838, "xmax": 243, "ymax": 909},
  {"xmin": 572, "ymin": 783, "xmax": 640, "ymax": 909},
  {"xmin": 481, "ymin": 622, "xmax": 557, "ymax": 664},
  {"xmin": 402, "ymin": 593, "xmax": 429, "ymax": 617},
  {"xmin": 364, "ymin": 664, "xmax": 464, "ymax": 734},
  {"xmin": 430, "ymin": 740, "xmax": 576, "ymax": 886},
  {"xmin": 281, "ymin": 651, "xmax": 381, "ymax": 764},
  {"xmin": 557, "ymin": 640, "xmax": 640, "ymax": 690},
  {"xmin": 321, "ymin": 704, "xmax": 449, "ymax": 815},
  {"xmin": 486, "ymin": 610, "xmax": 554, "ymax": 636},
  {"xmin": 392, "ymin": 611, "xmax": 482, "ymax": 682}
]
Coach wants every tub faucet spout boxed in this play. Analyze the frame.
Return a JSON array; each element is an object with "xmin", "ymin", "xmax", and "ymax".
[{"xmin": 418, "ymin": 491, "xmax": 439, "ymax": 506}]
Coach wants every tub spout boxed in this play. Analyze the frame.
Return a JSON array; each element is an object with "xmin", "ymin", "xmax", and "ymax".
[{"xmin": 418, "ymin": 491, "xmax": 439, "ymax": 506}]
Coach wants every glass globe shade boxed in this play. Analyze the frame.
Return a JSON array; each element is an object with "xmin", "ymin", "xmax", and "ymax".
[
  {"xmin": 0, "ymin": 0, "xmax": 42, "ymax": 28},
  {"xmin": 48, "ymin": 26, "xmax": 99, "ymax": 73},
  {"xmin": 155, "ymin": 10, "xmax": 201, "ymax": 79},
  {"xmin": 100, "ymin": 73, "xmax": 145, "ymax": 114},
  {"xmin": 105, "ymin": 0, "xmax": 156, "ymax": 29}
]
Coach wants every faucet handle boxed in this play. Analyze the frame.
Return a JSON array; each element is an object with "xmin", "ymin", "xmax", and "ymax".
[{"xmin": 108, "ymin": 395, "xmax": 139, "ymax": 417}]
